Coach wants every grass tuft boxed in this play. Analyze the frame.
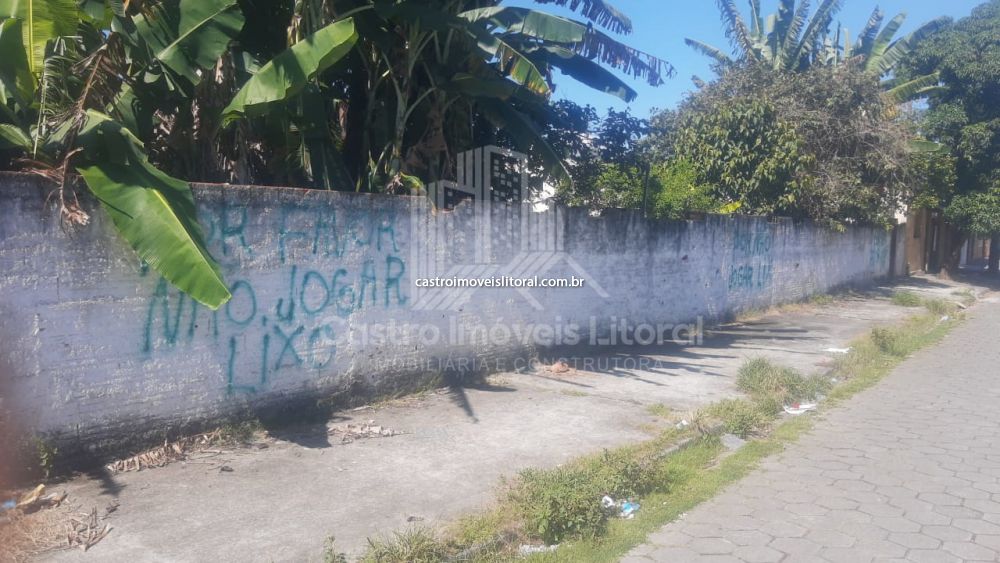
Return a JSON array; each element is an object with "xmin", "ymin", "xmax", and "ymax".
[
  {"xmin": 645, "ymin": 404, "xmax": 672, "ymax": 419},
  {"xmin": 736, "ymin": 358, "xmax": 829, "ymax": 405},
  {"xmin": 703, "ymin": 399, "xmax": 770, "ymax": 439},
  {"xmin": 360, "ymin": 527, "xmax": 446, "ymax": 563},
  {"xmin": 891, "ymin": 290, "xmax": 923, "ymax": 307}
]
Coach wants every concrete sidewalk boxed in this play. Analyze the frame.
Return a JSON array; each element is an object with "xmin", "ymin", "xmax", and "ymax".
[
  {"xmin": 42, "ymin": 276, "xmax": 983, "ymax": 562},
  {"xmin": 624, "ymin": 293, "xmax": 1000, "ymax": 562}
]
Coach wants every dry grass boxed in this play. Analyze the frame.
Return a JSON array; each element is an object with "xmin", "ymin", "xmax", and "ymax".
[{"xmin": 0, "ymin": 505, "xmax": 77, "ymax": 563}]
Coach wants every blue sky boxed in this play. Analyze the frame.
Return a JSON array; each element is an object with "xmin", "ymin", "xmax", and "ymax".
[{"xmin": 508, "ymin": 0, "xmax": 986, "ymax": 118}]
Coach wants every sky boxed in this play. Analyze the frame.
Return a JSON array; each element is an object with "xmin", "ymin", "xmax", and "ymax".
[{"xmin": 508, "ymin": 0, "xmax": 987, "ymax": 118}]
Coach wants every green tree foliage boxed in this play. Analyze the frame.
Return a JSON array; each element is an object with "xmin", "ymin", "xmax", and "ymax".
[
  {"xmin": 899, "ymin": 0, "xmax": 1000, "ymax": 271},
  {"xmin": 900, "ymin": 1, "xmax": 1000, "ymax": 204},
  {"xmin": 664, "ymin": 99, "xmax": 806, "ymax": 216},
  {"xmin": 649, "ymin": 62, "xmax": 913, "ymax": 227},
  {"xmin": 648, "ymin": 160, "xmax": 721, "ymax": 220},
  {"xmin": 945, "ymin": 188, "xmax": 1000, "ymax": 237}
]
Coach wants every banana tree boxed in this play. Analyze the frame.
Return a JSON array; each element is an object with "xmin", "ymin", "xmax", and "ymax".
[
  {"xmin": 688, "ymin": 0, "xmax": 946, "ymax": 104},
  {"xmin": 311, "ymin": 0, "xmax": 672, "ymax": 190}
]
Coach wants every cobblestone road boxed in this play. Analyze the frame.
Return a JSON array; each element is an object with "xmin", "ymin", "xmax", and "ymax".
[{"xmin": 624, "ymin": 300, "xmax": 1000, "ymax": 563}]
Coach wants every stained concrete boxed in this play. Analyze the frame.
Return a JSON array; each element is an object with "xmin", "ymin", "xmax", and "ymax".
[{"xmin": 36, "ymin": 275, "xmax": 986, "ymax": 562}]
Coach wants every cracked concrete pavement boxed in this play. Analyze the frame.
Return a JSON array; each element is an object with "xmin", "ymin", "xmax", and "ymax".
[
  {"xmin": 624, "ymin": 283, "xmax": 1000, "ymax": 563},
  {"xmin": 40, "ymin": 276, "xmax": 988, "ymax": 562}
]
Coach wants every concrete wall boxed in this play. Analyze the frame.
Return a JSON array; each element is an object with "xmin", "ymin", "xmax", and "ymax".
[{"xmin": 0, "ymin": 172, "xmax": 893, "ymax": 456}]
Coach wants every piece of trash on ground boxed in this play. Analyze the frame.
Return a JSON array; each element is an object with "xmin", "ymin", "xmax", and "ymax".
[
  {"xmin": 601, "ymin": 495, "xmax": 641, "ymax": 519},
  {"xmin": 824, "ymin": 347, "xmax": 851, "ymax": 354},
  {"xmin": 328, "ymin": 420, "xmax": 398, "ymax": 443},
  {"xmin": 519, "ymin": 544, "xmax": 559, "ymax": 555},
  {"xmin": 783, "ymin": 402, "xmax": 817, "ymax": 415},
  {"xmin": 620, "ymin": 501, "xmax": 640, "ymax": 519},
  {"xmin": 675, "ymin": 419, "xmax": 690, "ymax": 429}
]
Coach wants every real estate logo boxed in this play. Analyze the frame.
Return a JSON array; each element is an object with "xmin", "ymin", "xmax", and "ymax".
[{"xmin": 410, "ymin": 145, "xmax": 609, "ymax": 311}]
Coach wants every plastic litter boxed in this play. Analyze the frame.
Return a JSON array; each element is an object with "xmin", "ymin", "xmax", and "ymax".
[
  {"xmin": 601, "ymin": 495, "xmax": 641, "ymax": 519},
  {"xmin": 601, "ymin": 495, "xmax": 616, "ymax": 509},
  {"xmin": 675, "ymin": 419, "xmax": 690, "ymax": 430},
  {"xmin": 824, "ymin": 347, "xmax": 851, "ymax": 354},
  {"xmin": 1, "ymin": 499, "xmax": 15, "ymax": 512},
  {"xmin": 783, "ymin": 402, "xmax": 817, "ymax": 415},
  {"xmin": 620, "ymin": 501, "xmax": 640, "ymax": 519}
]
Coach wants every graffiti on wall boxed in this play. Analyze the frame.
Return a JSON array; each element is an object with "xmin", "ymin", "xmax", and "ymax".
[
  {"xmin": 728, "ymin": 226, "xmax": 774, "ymax": 292},
  {"xmin": 142, "ymin": 200, "xmax": 408, "ymax": 395}
]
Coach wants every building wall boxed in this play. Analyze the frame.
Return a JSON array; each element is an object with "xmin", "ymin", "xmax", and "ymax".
[{"xmin": 0, "ymin": 173, "xmax": 893, "ymax": 456}]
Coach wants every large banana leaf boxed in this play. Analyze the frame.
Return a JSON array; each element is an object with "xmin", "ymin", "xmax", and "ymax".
[
  {"xmin": 222, "ymin": 18, "xmax": 357, "ymax": 123},
  {"xmin": 0, "ymin": 0, "xmax": 78, "ymax": 74},
  {"xmin": 884, "ymin": 72, "xmax": 940, "ymax": 104},
  {"xmin": 0, "ymin": 17, "xmax": 34, "ymax": 106},
  {"xmin": 133, "ymin": 0, "xmax": 244, "ymax": 86},
  {"xmin": 0, "ymin": 123, "xmax": 30, "ymax": 148},
  {"xmin": 869, "ymin": 16, "xmax": 949, "ymax": 77},
  {"xmin": 460, "ymin": 19, "xmax": 550, "ymax": 97},
  {"xmin": 461, "ymin": 6, "xmax": 669, "ymax": 89},
  {"xmin": 862, "ymin": 12, "xmax": 905, "ymax": 74},
  {"xmin": 529, "ymin": 0, "xmax": 632, "ymax": 34},
  {"xmin": 532, "ymin": 45, "xmax": 637, "ymax": 101},
  {"xmin": 76, "ymin": 110, "xmax": 230, "ymax": 309}
]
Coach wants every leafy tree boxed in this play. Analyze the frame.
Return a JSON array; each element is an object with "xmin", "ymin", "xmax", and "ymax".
[{"xmin": 899, "ymin": 0, "xmax": 1000, "ymax": 270}]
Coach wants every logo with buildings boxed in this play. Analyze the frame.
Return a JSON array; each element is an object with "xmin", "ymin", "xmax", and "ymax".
[{"xmin": 410, "ymin": 145, "xmax": 608, "ymax": 311}]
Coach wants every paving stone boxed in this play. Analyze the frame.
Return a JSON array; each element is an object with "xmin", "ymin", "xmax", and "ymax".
[{"xmin": 622, "ymin": 302, "xmax": 1000, "ymax": 562}]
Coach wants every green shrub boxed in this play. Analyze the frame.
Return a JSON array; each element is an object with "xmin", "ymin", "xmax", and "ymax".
[{"xmin": 510, "ymin": 466, "xmax": 608, "ymax": 544}]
